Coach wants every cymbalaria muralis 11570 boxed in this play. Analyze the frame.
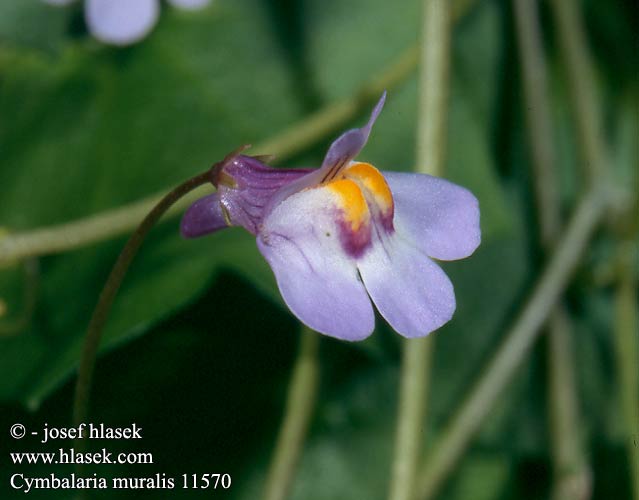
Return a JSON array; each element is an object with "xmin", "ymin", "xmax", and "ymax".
[{"xmin": 181, "ymin": 93, "xmax": 481, "ymax": 341}]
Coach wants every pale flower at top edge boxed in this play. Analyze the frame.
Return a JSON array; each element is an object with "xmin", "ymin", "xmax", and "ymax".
[{"xmin": 42, "ymin": 0, "xmax": 212, "ymax": 46}]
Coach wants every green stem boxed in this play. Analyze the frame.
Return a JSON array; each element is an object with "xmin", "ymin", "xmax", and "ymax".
[
  {"xmin": 513, "ymin": 0, "xmax": 590, "ymax": 498},
  {"xmin": 613, "ymin": 240, "xmax": 639, "ymax": 500},
  {"xmin": 388, "ymin": 1, "xmax": 451, "ymax": 500},
  {"xmin": 415, "ymin": 184, "xmax": 610, "ymax": 500},
  {"xmin": 0, "ymin": 186, "xmax": 213, "ymax": 266},
  {"xmin": 548, "ymin": 0, "xmax": 606, "ymax": 180},
  {"xmin": 263, "ymin": 327, "xmax": 320, "ymax": 500},
  {"xmin": 415, "ymin": 0, "xmax": 451, "ymax": 179},
  {"xmin": 389, "ymin": 338, "xmax": 435, "ymax": 500},
  {"xmin": 513, "ymin": 0, "xmax": 560, "ymax": 244},
  {"xmin": 547, "ymin": 307, "xmax": 591, "ymax": 500},
  {"xmin": 72, "ymin": 170, "xmax": 212, "ymax": 440}
]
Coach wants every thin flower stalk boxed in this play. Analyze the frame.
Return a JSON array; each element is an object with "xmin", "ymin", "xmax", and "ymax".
[{"xmin": 73, "ymin": 169, "xmax": 212, "ymax": 447}]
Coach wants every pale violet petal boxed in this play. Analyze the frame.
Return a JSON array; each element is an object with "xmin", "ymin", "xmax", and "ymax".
[
  {"xmin": 180, "ymin": 192, "xmax": 228, "ymax": 239},
  {"xmin": 167, "ymin": 0, "xmax": 211, "ymax": 9},
  {"xmin": 85, "ymin": 0, "xmax": 159, "ymax": 46},
  {"xmin": 263, "ymin": 92, "xmax": 387, "ymax": 217},
  {"xmin": 258, "ymin": 187, "xmax": 375, "ymax": 341},
  {"xmin": 384, "ymin": 172, "xmax": 481, "ymax": 261},
  {"xmin": 320, "ymin": 90, "xmax": 386, "ymax": 171},
  {"xmin": 358, "ymin": 234, "xmax": 455, "ymax": 338}
]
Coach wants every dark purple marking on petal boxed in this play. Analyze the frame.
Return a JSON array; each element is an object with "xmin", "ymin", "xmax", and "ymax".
[{"xmin": 335, "ymin": 217, "xmax": 372, "ymax": 259}]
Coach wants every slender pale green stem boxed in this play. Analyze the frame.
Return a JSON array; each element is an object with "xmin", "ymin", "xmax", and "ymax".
[
  {"xmin": 388, "ymin": 1, "xmax": 451, "ymax": 500},
  {"xmin": 0, "ymin": 186, "xmax": 213, "ymax": 267},
  {"xmin": 415, "ymin": 1, "xmax": 450, "ymax": 179},
  {"xmin": 513, "ymin": 0, "xmax": 560, "ymax": 244},
  {"xmin": 513, "ymin": 1, "xmax": 590, "ymax": 498},
  {"xmin": 548, "ymin": 0, "xmax": 606, "ymax": 180},
  {"xmin": 72, "ymin": 170, "xmax": 212, "ymax": 443},
  {"xmin": 613, "ymin": 240, "xmax": 639, "ymax": 500},
  {"xmin": 390, "ymin": 341, "xmax": 435, "ymax": 500},
  {"xmin": 547, "ymin": 307, "xmax": 591, "ymax": 500},
  {"xmin": 415, "ymin": 183, "xmax": 611, "ymax": 500},
  {"xmin": 263, "ymin": 328, "xmax": 320, "ymax": 500}
]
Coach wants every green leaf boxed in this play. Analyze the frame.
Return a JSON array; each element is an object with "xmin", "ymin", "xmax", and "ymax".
[{"xmin": 0, "ymin": 0, "xmax": 71, "ymax": 51}]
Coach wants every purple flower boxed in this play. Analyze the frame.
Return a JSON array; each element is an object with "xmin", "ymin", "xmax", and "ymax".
[
  {"xmin": 42, "ymin": 0, "xmax": 211, "ymax": 46},
  {"xmin": 181, "ymin": 93, "xmax": 481, "ymax": 341}
]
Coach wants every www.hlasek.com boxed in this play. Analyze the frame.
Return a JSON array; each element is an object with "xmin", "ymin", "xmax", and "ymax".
[{"xmin": 8, "ymin": 423, "xmax": 231, "ymax": 494}]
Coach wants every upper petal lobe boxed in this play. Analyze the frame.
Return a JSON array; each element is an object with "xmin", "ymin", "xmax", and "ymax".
[{"xmin": 383, "ymin": 172, "xmax": 480, "ymax": 261}]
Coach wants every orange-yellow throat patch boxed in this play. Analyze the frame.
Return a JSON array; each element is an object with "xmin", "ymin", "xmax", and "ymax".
[
  {"xmin": 325, "ymin": 178, "xmax": 369, "ymax": 232},
  {"xmin": 343, "ymin": 162, "xmax": 394, "ymax": 217},
  {"xmin": 324, "ymin": 162, "xmax": 394, "ymax": 232}
]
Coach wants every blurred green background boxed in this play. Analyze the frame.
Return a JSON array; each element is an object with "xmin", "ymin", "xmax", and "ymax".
[{"xmin": 0, "ymin": 0, "xmax": 637, "ymax": 498}]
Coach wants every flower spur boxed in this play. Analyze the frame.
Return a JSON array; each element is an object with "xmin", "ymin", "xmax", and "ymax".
[{"xmin": 181, "ymin": 93, "xmax": 481, "ymax": 341}]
